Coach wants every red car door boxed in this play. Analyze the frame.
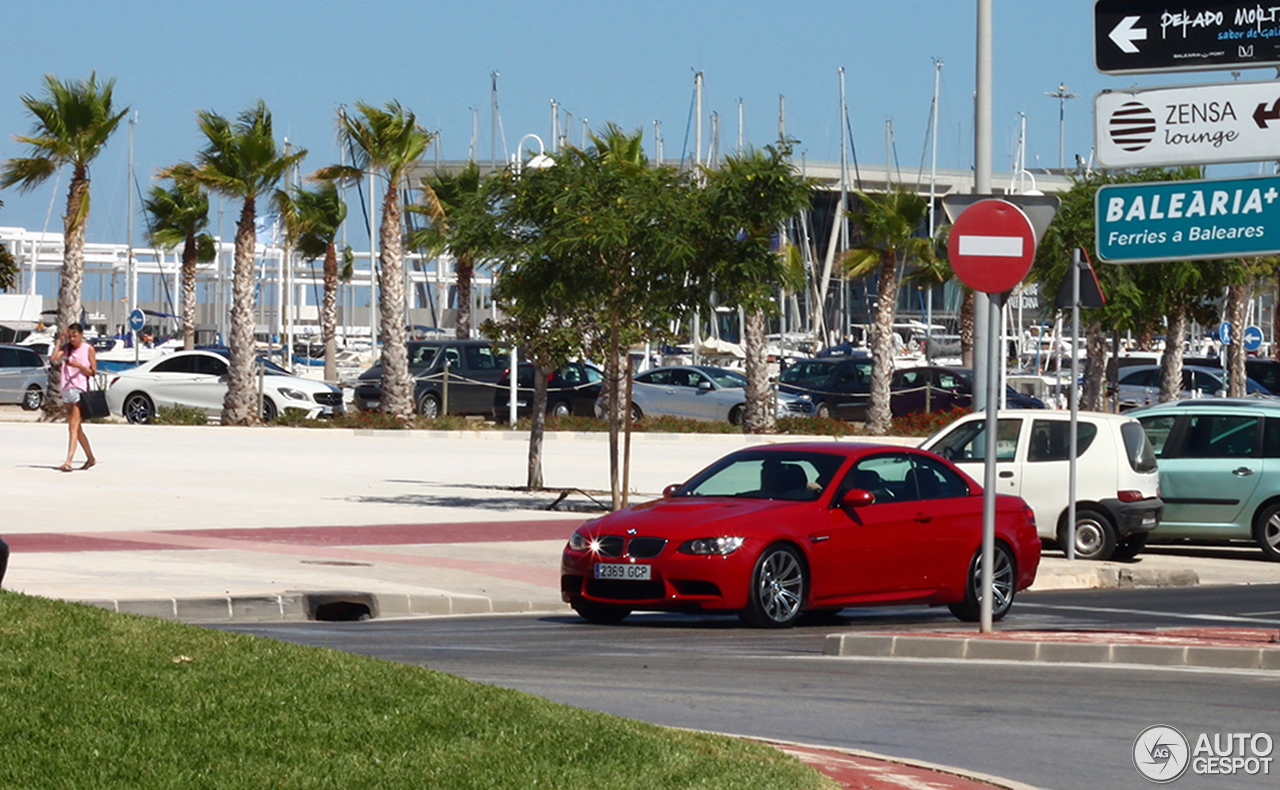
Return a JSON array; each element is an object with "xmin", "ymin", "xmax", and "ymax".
[{"xmin": 808, "ymin": 453, "xmax": 934, "ymax": 602}]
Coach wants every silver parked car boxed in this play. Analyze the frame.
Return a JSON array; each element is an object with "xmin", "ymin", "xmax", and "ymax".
[
  {"xmin": 608, "ymin": 365, "xmax": 815, "ymax": 424},
  {"xmin": 0, "ymin": 343, "xmax": 48, "ymax": 410},
  {"xmin": 1117, "ymin": 364, "xmax": 1273, "ymax": 411}
]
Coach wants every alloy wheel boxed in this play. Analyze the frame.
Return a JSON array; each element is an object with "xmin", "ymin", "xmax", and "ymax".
[
  {"xmin": 972, "ymin": 547, "xmax": 1015, "ymax": 614},
  {"xmin": 756, "ymin": 549, "xmax": 804, "ymax": 623}
]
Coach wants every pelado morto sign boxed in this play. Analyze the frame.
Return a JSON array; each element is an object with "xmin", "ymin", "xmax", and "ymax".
[
  {"xmin": 1095, "ymin": 174, "xmax": 1280, "ymax": 263},
  {"xmin": 1096, "ymin": 79, "xmax": 1280, "ymax": 167}
]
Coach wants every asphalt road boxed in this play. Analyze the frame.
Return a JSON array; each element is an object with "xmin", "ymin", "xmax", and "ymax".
[{"xmin": 224, "ymin": 585, "xmax": 1280, "ymax": 790}]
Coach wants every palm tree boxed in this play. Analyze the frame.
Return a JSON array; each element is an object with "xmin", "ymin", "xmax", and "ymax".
[
  {"xmin": 699, "ymin": 143, "xmax": 813, "ymax": 434},
  {"xmin": 843, "ymin": 187, "xmax": 934, "ymax": 435},
  {"xmin": 317, "ymin": 101, "xmax": 433, "ymax": 419},
  {"xmin": 275, "ymin": 182, "xmax": 351, "ymax": 383},
  {"xmin": 1, "ymin": 72, "xmax": 128, "ymax": 414},
  {"xmin": 143, "ymin": 170, "xmax": 216, "ymax": 350},
  {"xmin": 412, "ymin": 161, "xmax": 491, "ymax": 340},
  {"xmin": 165, "ymin": 101, "xmax": 305, "ymax": 425}
]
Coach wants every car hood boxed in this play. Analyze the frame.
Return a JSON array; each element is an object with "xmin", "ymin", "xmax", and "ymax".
[{"xmin": 580, "ymin": 496, "xmax": 811, "ymax": 538}]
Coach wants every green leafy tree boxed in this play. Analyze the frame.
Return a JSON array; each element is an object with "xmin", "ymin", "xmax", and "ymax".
[
  {"xmin": 843, "ymin": 187, "xmax": 935, "ymax": 435},
  {"xmin": 275, "ymin": 182, "xmax": 352, "ymax": 384},
  {"xmin": 144, "ymin": 171, "xmax": 216, "ymax": 350},
  {"xmin": 493, "ymin": 124, "xmax": 698, "ymax": 506},
  {"xmin": 1, "ymin": 72, "xmax": 128, "ymax": 415},
  {"xmin": 0, "ymin": 240, "xmax": 17, "ymax": 292},
  {"xmin": 317, "ymin": 102, "xmax": 433, "ymax": 419},
  {"xmin": 698, "ymin": 143, "xmax": 814, "ymax": 433},
  {"xmin": 1032, "ymin": 167, "xmax": 1213, "ymax": 410},
  {"xmin": 166, "ymin": 101, "xmax": 306, "ymax": 425}
]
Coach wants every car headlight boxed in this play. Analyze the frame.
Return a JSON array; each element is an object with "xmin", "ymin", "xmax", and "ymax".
[
  {"xmin": 678, "ymin": 537, "xmax": 744, "ymax": 555},
  {"xmin": 278, "ymin": 388, "xmax": 309, "ymax": 401},
  {"xmin": 568, "ymin": 531, "xmax": 590, "ymax": 551}
]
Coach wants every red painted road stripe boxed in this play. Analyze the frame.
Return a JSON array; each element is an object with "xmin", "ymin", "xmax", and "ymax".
[{"xmin": 6, "ymin": 519, "xmax": 587, "ymax": 554}]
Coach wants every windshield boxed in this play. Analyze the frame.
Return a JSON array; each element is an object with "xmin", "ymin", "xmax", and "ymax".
[
  {"xmin": 678, "ymin": 451, "xmax": 846, "ymax": 502},
  {"xmin": 780, "ymin": 361, "xmax": 835, "ymax": 386},
  {"xmin": 702, "ymin": 368, "xmax": 747, "ymax": 388}
]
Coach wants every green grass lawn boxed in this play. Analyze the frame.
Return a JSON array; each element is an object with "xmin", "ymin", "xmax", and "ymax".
[{"xmin": 0, "ymin": 592, "xmax": 834, "ymax": 789}]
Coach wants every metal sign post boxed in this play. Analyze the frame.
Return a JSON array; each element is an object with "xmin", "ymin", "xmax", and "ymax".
[
  {"xmin": 980, "ymin": 291, "xmax": 1004, "ymax": 631},
  {"xmin": 1067, "ymin": 248, "xmax": 1082, "ymax": 562}
]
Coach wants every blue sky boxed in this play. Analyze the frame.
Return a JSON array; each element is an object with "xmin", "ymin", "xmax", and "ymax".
[{"xmin": 0, "ymin": 0, "xmax": 1267, "ymax": 249}]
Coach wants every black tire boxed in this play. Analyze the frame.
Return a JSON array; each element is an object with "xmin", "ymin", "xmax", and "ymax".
[
  {"xmin": 571, "ymin": 600, "xmax": 631, "ymax": 624},
  {"xmin": 630, "ymin": 403, "xmax": 643, "ymax": 423},
  {"xmin": 22, "ymin": 386, "xmax": 43, "ymax": 411},
  {"xmin": 740, "ymin": 544, "xmax": 807, "ymax": 628},
  {"xmin": 418, "ymin": 392, "xmax": 441, "ymax": 418},
  {"xmin": 728, "ymin": 405, "xmax": 744, "ymax": 426},
  {"xmin": 815, "ymin": 401, "xmax": 833, "ymax": 420},
  {"xmin": 1111, "ymin": 532, "xmax": 1148, "ymax": 561},
  {"xmin": 1253, "ymin": 503, "xmax": 1280, "ymax": 561},
  {"xmin": 123, "ymin": 392, "xmax": 155, "ymax": 425},
  {"xmin": 949, "ymin": 543, "xmax": 1017, "ymax": 622},
  {"xmin": 1061, "ymin": 508, "xmax": 1117, "ymax": 561},
  {"xmin": 260, "ymin": 396, "xmax": 278, "ymax": 423},
  {"xmin": 551, "ymin": 400, "xmax": 571, "ymax": 418}
]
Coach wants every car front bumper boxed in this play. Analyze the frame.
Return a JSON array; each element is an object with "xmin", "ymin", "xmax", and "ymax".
[{"xmin": 560, "ymin": 545, "xmax": 754, "ymax": 612}]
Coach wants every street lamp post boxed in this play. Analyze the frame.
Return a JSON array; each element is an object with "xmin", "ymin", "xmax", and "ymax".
[
  {"xmin": 1044, "ymin": 83, "xmax": 1079, "ymax": 170},
  {"xmin": 508, "ymin": 134, "xmax": 555, "ymax": 426}
]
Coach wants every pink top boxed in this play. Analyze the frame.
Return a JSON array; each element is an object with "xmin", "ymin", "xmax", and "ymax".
[{"xmin": 61, "ymin": 343, "xmax": 93, "ymax": 393}]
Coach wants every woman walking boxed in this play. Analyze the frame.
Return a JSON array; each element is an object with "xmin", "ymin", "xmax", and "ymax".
[{"xmin": 50, "ymin": 323, "xmax": 98, "ymax": 472}]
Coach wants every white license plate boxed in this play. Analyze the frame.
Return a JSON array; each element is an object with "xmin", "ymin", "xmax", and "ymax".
[
  {"xmin": 594, "ymin": 563, "xmax": 651, "ymax": 581},
  {"xmin": 366, "ymin": 400, "xmax": 380, "ymax": 409},
  {"xmin": 1142, "ymin": 513, "xmax": 1157, "ymax": 526}
]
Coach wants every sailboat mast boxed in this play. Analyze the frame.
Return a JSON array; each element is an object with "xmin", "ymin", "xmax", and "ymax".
[
  {"xmin": 490, "ymin": 72, "xmax": 499, "ymax": 171},
  {"xmin": 927, "ymin": 59, "xmax": 943, "ymax": 364}
]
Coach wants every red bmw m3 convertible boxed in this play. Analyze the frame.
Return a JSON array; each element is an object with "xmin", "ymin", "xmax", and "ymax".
[{"xmin": 562, "ymin": 442, "xmax": 1040, "ymax": 627}]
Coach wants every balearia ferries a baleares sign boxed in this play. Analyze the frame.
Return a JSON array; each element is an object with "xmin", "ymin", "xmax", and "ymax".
[
  {"xmin": 1095, "ymin": 79, "xmax": 1280, "ymax": 167},
  {"xmin": 1095, "ymin": 174, "xmax": 1280, "ymax": 262}
]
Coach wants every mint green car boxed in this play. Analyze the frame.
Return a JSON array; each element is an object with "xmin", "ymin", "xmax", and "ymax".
[{"xmin": 1133, "ymin": 399, "xmax": 1280, "ymax": 560}]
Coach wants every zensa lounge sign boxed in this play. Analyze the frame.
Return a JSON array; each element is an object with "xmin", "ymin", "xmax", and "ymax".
[{"xmin": 1096, "ymin": 79, "xmax": 1280, "ymax": 167}]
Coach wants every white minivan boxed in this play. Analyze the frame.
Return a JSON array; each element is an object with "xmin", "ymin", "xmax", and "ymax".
[{"xmin": 921, "ymin": 410, "xmax": 1163, "ymax": 561}]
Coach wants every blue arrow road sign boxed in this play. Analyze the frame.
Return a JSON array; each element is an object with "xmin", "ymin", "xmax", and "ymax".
[
  {"xmin": 128, "ymin": 309, "xmax": 145, "ymax": 332},
  {"xmin": 1096, "ymin": 175, "xmax": 1280, "ymax": 264},
  {"xmin": 1244, "ymin": 325, "xmax": 1264, "ymax": 352}
]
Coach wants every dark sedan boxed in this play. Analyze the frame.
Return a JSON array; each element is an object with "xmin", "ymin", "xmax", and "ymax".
[
  {"xmin": 891, "ymin": 365, "xmax": 1046, "ymax": 416},
  {"xmin": 492, "ymin": 361, "xmax": 603, "ymax": 420},
  {"xmin": 778, "ymin": 356, "xmax": 873, "ymax": 420}
]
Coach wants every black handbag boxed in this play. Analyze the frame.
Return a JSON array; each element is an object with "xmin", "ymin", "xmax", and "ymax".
[{"xmin": 79, "ymin": 378, "xmax": 109, "ymax": 420}]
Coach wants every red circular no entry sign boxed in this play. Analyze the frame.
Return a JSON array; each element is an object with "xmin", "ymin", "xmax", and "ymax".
[{"xmin": 947, "ymin": 199, "xmax": 1037, "ymax": 294}]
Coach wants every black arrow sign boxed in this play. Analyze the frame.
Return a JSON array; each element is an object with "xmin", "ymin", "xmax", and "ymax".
[
  {"xmin": 1254, "ymin": 98, "xmax": 1280, "ymax": 129},
  {"xmin": 1095, "ymin": 1, "xmax": 1280, "ymax": 75}
]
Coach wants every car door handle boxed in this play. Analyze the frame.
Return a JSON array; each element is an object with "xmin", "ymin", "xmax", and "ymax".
[
  {"xmin": 913, "ymin": 513, "xmax": 931, "ymax": 523},
  {"xmin": 1233, "ymin": 467, "xmax": 1256, "ymax": 477},
  {"xmin": 998, "ymin": 471, "xmax": 1014, "ymax": 479}
]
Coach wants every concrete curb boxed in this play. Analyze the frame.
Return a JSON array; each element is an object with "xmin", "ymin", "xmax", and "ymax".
[
  {"xmin": 733, "ymin": 734, "xmax": 1041, "ymax": 790},
  {"xmin": 1031, "ymin": 563, "xmax": 1200, "ymax": 591},
  {"xmin": 823, "ymin": 633, "xmax": 1280, "ymax": 670},
  {"xmin": 81, "ymin": 592, "xmax": 571, "ymax": 623}
]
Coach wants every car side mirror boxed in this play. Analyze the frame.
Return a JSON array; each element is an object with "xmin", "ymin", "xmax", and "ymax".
[
  {"xmin": 697, "ymin": 381, "xmax": 712, "ymax": 391},
  {"xmin": 840, "ymin": 489, "xmax": 875, "ymax": 508},
  {"xmin": 663, "ymin": 484, "xmax": 682, "ymax": 498}
]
